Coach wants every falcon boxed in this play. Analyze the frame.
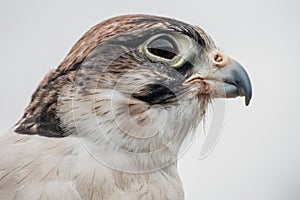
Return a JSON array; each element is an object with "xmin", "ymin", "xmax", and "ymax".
[{"xmin": 0, "ymin": 14, "xmax": 252, "ymax": 200}]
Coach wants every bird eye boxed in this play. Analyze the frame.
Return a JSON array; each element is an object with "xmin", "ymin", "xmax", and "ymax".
[{"xmin": 147, "ymin": 36, "xmax": 178, "ymax": 60}]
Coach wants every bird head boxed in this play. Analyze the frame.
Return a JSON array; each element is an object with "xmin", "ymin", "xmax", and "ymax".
[{"xmin": 16, "ymin": 15, "xmax": 252, "ymax": 172}]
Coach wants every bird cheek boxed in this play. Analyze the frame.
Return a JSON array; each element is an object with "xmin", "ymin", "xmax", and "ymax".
[{"xmin": 184, "ymin": 75, "xmax": 212, "ymax": 95}]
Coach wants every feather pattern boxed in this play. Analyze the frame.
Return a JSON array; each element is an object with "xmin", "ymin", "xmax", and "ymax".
[{"xmin": 0, "ymin": 14, "xmax": 252, "ymax": 199}]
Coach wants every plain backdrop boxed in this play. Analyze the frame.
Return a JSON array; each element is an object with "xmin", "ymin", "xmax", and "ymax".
[{"xmin": 1, "ymin": 1, "xmax": 300, "ymax": 199}]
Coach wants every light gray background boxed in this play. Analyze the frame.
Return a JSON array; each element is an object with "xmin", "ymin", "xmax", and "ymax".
[{"xmin": 1, "ymin": 0, "xmax": 299, "ymax": 199}]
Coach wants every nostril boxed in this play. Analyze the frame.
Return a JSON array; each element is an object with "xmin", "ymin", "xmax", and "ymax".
[
  {"xmin": 214, "ymin": 54, "xmax": 223, "ymax": 63},
  {"xmin": 211, "ymin": 52, "xmax": 228, "ymax": 68}
]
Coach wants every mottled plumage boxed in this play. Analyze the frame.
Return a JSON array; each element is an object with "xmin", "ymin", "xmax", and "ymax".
[{"xmin": 0, "ymin": 14, "xmax": 252, "ymax": 199}]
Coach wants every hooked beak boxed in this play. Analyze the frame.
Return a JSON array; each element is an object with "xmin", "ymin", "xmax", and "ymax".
[
  {"xmin": 186, "ymin": 52, "xmax": 252, "ymax": 106},
  {"xmin": 216, "ymin": 58, "xmax": 252, "ymax": 105}
]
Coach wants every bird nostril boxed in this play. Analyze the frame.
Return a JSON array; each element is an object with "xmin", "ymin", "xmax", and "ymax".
[
  {"xmin": 212, "ymin": 52, "xmax": 228, "ymax": 68},
  {"xmin": 214, "ymin": 54, "xmax": 223, "ymax": 63}
]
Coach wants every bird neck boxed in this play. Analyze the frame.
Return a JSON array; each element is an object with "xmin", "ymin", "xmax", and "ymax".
[{"xmin": 58, "ymin": 88, "xmax": 203, "ymax": 172}]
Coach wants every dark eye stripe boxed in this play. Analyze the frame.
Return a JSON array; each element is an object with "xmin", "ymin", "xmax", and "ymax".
[
  {"xmin": 147, "ymin": 36, "xmax": 178, "ymax": 59},
  {"xmin": 132, "ymin": 84, "xmax": 178, "ymax": 105}
]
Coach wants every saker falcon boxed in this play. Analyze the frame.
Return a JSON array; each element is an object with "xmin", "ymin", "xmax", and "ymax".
[{"xmin": 0, "ymin": 14, "xmax": 252, "ymax": 200}]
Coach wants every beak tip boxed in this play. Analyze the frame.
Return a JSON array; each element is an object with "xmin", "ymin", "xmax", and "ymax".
[
  {"xmin": 229, "ymin": 59, "xmax": 252, "ymax": 107},
  {"xmin": 245, "ymin": 98, "xmax": 250, "ymax": 106},
  {"xmin": 244, "ymin": 94, "xmax": 252, "ymax": 106}
]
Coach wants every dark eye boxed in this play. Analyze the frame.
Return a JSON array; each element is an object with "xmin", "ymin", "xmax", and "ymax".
[{"xmin": 147, "ymin": 36, "xmax": 178, "ymax": 60}]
